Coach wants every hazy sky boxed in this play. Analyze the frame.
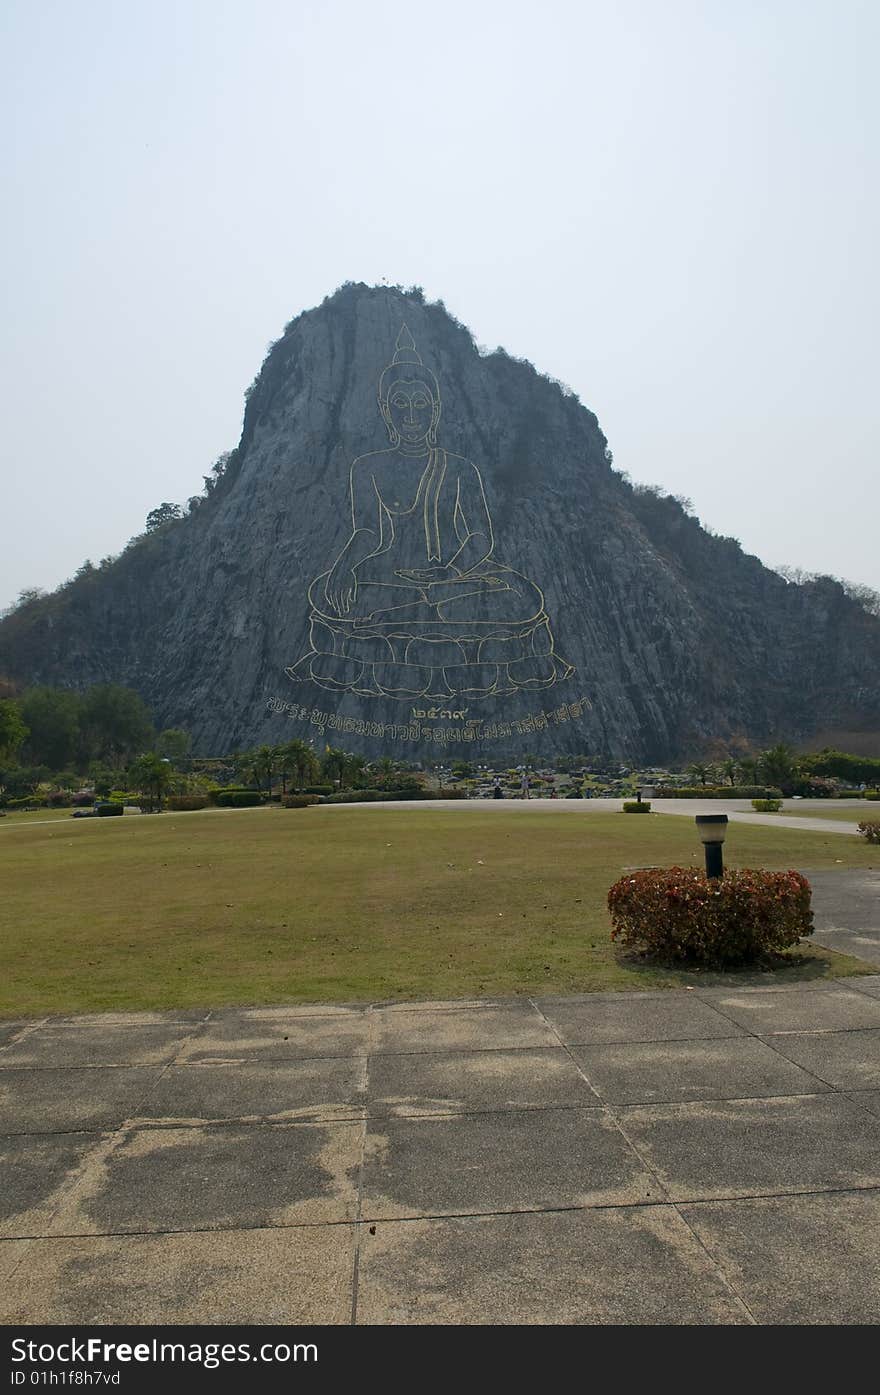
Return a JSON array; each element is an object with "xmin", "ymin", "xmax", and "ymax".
[{"xmin": 2, "ymin": 0, "xmax": 878, "ymax": 612}]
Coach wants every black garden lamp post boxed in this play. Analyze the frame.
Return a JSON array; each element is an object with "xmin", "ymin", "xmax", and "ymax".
[{"xmin": 695, "ymin": 814, "xmax": 728, "ymax": 879}]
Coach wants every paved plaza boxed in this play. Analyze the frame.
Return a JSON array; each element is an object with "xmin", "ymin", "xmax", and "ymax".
[{"xmin": 3, "ymin": 968, "xmax": 880, "ymax": 1324}]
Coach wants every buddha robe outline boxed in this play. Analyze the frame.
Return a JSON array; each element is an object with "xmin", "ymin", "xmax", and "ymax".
[{"xmin": 287, "ymin": 326, "xmax": 573, "ymax": 701}]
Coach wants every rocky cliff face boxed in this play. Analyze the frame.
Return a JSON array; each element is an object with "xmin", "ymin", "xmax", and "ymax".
[{"xmin": 2, "ymin": 282, "xmax": 878, "ymax": 761}]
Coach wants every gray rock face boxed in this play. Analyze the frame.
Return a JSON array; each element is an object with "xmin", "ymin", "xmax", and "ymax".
[{"xmin": 2, "ymin": 283, "xmax": 878, "ymax": 761}]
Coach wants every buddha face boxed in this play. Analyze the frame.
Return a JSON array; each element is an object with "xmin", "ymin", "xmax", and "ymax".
[{"xmin": 384, "ymin": 376, "xmax": 436, "ymax": 448}]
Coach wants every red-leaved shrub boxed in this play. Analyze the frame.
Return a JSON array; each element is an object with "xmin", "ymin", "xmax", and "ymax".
[
  {"xmin": 607, "ymin": 867, "xmax": 813, "ymax": 965},
  {"xmin": 858, "ymin": 821, "xmax": 880, "ymax": 844}
]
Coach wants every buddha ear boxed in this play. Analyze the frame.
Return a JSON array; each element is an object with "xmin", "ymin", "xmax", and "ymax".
[{"xmin": 380, "ymin": 399, "xmax": 400, "ymax": 446}]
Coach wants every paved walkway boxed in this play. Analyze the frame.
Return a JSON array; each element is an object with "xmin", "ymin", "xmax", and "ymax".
[
  {"xmin": 3, "ymin": 978, "xmax": 880, "ymax": 1324},
  {"xmin": 808, "ymin": 869, "xmax": 880, "ymax": 967},
  {"xmin": 317, "ymin": 797, "xmax": 867, "ymax": 837}
]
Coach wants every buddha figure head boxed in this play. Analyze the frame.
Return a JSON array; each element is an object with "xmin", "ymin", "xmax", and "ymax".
[{"xmin": 378, "ymin": 325, "xmax": 441, "ymax": 450}]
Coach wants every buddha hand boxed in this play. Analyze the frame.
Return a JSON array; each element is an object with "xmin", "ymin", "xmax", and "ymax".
[{"xmin": 396, "ymin": 565, "xmax": 458, "ymax": 584}]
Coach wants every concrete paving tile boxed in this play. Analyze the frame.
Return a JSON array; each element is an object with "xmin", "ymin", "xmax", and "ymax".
[
  {"xmin": 137, "ymin": 1058, "xmax": 366, "ymax": 1124},
  {"xmin": 0, "ymin": 1067, "xmax": 165, "ymax": 1135},
  {"xmin": 216, "ymin": 1004, "xmax": 368, "ymax": 1019},
  {"xmin": 371, "ymin": 1003, "xmax": 559, "ymax": 1054},
  {"xmin": 535, "ymin": 994, "xmax": 743, "ymax": 1046},
  {"xmin": 571, "ymin": 1038, "xmax": 829, "ymax": 1106},
  {"xmin": 0, "ymin": 1022, "xmax": 32, "ymax": 1049},
  {"xmin": 356, "ymin": 1207, "xmax": 749, "ymax": 1324},
  {"xmin": 360, "ymin": 1107, "xmax": 660, "ymax": 1218},
  {"xmin": 846, "ymin": 976, "xmax": 880, "ymax": 999},
  {"xmin": 179, "ymin": 1014, "xmax": 371, "ymax": 1063},
  {"xmin": 0, "ymin": 1133, "xmax": 106, "ymax": 1238},
  {"xmin": 847, "ymin": 1091, "xmax": 880, "ymax": 1119},
  {"xmin": 762, "ymin": 1029, "xmax": 880, "ymax": 1091},
  {"xmin": 59, "ymin": 1011, "xmax": 209, "ymax": 1025},
  {"xmin": 695, "ymin": 987, "xmax": 880, "ymax": 1035},
  {"xmin": 0, "ymin": 1225, "xmax": 355, "ymax": 1323},
  {"xmin": 0, "ymin": 1240, "xmax": 32, "ymax": 1292},
  {"xmin": 0, "ymin": 1022, "xmax": 197, "ymax": 1068},
  {"xmin": 374, "ymin": 999, "xmax": 507, "ymax": 1013},
  {"xmin": 48, "ymin": 1121, "xmax": 362, "ymax": 1234},
  {"xmin": 680, "ymin": 1190, "xmax": 880, "ymax": 1324},
  {"xmin": 620, "ymin": 1094, "xmax": 880, "ymax": 1201},
  {"xmin": 367, "ymin": 1048, "xmax": 600, "ymax": 1116}
]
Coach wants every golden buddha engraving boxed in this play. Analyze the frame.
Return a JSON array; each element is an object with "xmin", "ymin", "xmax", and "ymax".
[{"xmin": 287, "ymin": 326, "xmax": 574, "ymax": 700}]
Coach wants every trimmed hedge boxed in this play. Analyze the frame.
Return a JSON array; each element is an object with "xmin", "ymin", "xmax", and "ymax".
[
  {"xmin": 865, "ymin": 791, "xmax": 880, "ymax": 801},
  {"xmin": 95, "ymin": 802, "xmax": 124, "ymax": 818},
  {"xmin": 215, "ymin": 790, "xmax": 263, "ymax": 808},
  {"xmin": 320, "ymin": 788, "xmax": 433, "ymax": 804},
  {"xmin": 166, "ymin": 795, "xmax": 210, "ymax": 812},
  {"xmin": 607, "ymin": 866, "xmax": 813, "ymax": 965},
  {"xmin": 752, "ymin": 798, "xmax": 783, "ymax": 812},
  {"xmin": 283, "ymin": 794, "xmax": 319, "ymax": 808},
  {"xmin": 858, "ymin": 822, "xmax": 880, "ymax": 844},
  {"xmin": 623, "ymin": 801, "xmax": 651, "ymax": 813},
  {"xmin": 652, "ymin": 786, "xmax": 783, "ymax": 799}
]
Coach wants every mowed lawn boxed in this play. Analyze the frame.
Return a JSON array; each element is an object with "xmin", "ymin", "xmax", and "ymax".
[
  {"xmin": 1, "ymin": 806, "xmax": 877, "ymax": 1016},
  {"xmin": 780, "ymin": 805, "xmax": 877, "ymax": 822}
]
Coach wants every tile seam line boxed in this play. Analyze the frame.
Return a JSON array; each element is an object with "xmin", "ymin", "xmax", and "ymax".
[
  {"xmin": 9, "ymin": 1180, "xmax": 880, "ymax": 1244},
  {"xmin": 530, "ymin": 996, "xmax": 793, "ymax": 1325},
  {"xmin": 350, "ymin": 1009, "xmax": 374, "ymax": 1327},
  {"xmin": 12, "ymin": 1025, "xmax": 880, "ymax": 1068},
  {"xmin": 700, "ymin": 997, "xmax": 870, "ymax": 1096},
  {"xmin": 526, "ymin": 996, "xmax": 672, "ymax": 1207},
  {"xmin": 0, "ymin": 1084, "xmax": 863, "ymax": 1139}
]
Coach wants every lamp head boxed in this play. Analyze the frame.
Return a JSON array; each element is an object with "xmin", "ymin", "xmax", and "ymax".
[{"xmin": 695, "ymin": 813, "xmax": 728, "ymax": 845}]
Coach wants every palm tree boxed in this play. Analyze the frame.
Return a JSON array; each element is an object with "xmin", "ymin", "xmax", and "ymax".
[
  {"xmin": 128, "ymin": 752, "xmax": 173, "ymax": 813},
  {"xmin": 245, "ymin": 745, "xmax": 278, "ymax": 797},
  {"xmin": 720, "ymin": 757, "xmax": 738, "ymax": 787},
  {"xmin": 322, "ymin": 746, "xmax": 348, "ymax": 790},
  {"xmin": 277, "ymin": 740, "xmax": 315, "ymax": 795},
  {"xmin": 374, "ymin": 756, "xmax": 395, "ymax": 789},
  {"xmin": 688, "ymin": 762, "xmax": 711, "ymax": 787},
  {"xmin": 759, "ymin": 743, "xmax": 801, "ymax": 794}
]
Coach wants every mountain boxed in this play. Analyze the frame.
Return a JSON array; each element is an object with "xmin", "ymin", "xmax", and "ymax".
[{"xmin": 2, "ymin": 282, "xmax": 878, "ymax": 761}]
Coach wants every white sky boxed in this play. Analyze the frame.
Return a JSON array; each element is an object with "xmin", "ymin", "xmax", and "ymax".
[{"xmin": 2, "ymin": 0, "xmax": 878, "ymax": 611}]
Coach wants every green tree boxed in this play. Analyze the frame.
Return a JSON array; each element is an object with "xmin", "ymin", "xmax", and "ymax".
[
  {"xmin": 802, "ymin": 748, "xmax": 880, "ymax": 786},
  {"xmin": 156, "ymin": 728, "xmax": 192, "ymax": 767},
  {"xmin": 0, "ymin": 699, "xmax": 28, "ymax": 762},
  {"xmin": 322, "ymin": 746, "xmax": 348, "ymax": 789},
  {"xmin": 688, "ymin": 762, "xmax": 711, "ymax": 787},
  {"xmin": 20, "ymin": 687, "xmax": 82, "ymax": 770},
  {"xmin": 128, "ymin": 752, "xmax": 173, "ymax": 812},
  {"xmin": 80, "ymin": 686, "xmax": 154, "ymax": 767},
  {"xmin": 759, "ymin": 742, "xmax": 801, "ymax": 794},
  {"xmin": 145, "ymin": 503, "xmax": 182, "ymax": 531},
  {"xmin": 279, "ymin": 739, "xmax": 319, "ymax": 791},
  {"xmin": 720, "ymin": 757, "xmax": 738, "ymax": 787},
  {"xmin": 374, "ymin": 756, "xmax": 395, "ymax": 788},
  {"xmin": 244, "ymin": 745, "xmax": 278, "ymax": 796}
]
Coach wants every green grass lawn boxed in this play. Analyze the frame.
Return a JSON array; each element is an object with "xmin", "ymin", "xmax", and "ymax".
[
  {"xmin": 1, "ymin": 806, "xmax": 877, "ymax": 1017},
  {"xmin": 781, "ymin": 805, "xmax": 877, "ymax": 822},
  {"xmin": 0, "ymin": 808, "xmax": 80, "ymax": 825}
]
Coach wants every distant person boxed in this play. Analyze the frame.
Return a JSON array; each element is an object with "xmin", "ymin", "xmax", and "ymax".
[
  {"xmin": 493, "ymin": 779, "xmax": 504, "ymax": 800},
  {"xmin": 521, "ymin": 772, "xmax": 531, "ymax": 799}
]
